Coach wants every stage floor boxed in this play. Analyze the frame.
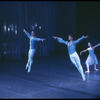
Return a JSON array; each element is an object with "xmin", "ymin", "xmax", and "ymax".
[{"xmin": 0, "ymin": 56, "xmax": 100, "ymax": 99}]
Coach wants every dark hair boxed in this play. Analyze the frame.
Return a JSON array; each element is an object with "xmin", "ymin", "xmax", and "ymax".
[
  {"xmin": 68, "ymin": 34, "xmax": 73, "ymax": 37},
  {"xmin": 88, "ymin": 42, "xmax": 92, "ymax": 46}
]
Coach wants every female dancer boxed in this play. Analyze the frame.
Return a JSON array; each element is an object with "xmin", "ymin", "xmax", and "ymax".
[
  {"xmin": 80, "ymin": 42, "xmax": 100, "ymax": 73},
  {"xmin": 23, "ymin": 29, "xmax": 45, "ymax": 73},
  {"xmin": 53, "ymin": 35, "xmax": 88, "ymax": 81}
]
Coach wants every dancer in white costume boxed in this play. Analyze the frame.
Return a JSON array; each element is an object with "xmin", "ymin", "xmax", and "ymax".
[
  {"xmin": 80, "ymin": 42, "xmax": 100, "ymax": 73},
  {"xmin": 53, "ymin": 35, "xmax": 88, "ymax": 81},
  {"xmin": 23, "ymin": 29, "xmax": 45, "ymax": 73}
]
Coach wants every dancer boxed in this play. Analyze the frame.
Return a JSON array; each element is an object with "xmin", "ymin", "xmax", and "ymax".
[
  {"xmin": 80, "ymin": 42, "xmax": 100, "ymax": 73},
  {"xmin": 23, "ymin": 29, "xmax": 45, "ymax": 73},
  {"xmin": 53, "ymin": 35, "xmax": 88, "ymax": 81}
]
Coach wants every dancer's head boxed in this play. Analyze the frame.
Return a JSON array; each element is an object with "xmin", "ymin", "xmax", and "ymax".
[
  {"xmin": 68, "ymin": 35, "xmax": 73, "ymax": 41},
  {"xmin": 88, "ymin": 42, "xmax": 92, "ymax": 47},
  {"xmin": 31, "ymin": 31, "xmax": 35, "ymax": 36}
]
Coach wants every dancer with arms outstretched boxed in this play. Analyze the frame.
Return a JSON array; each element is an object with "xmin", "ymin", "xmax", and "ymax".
[
  {"xmin": 23, "ymin": 29, "xmax": 45, "ymax": 73},
  {"xmin": 80, "ymin": 42, "xmax": 100, "ymax": 73},
  {"xmin": 53, "ymin": 35, "xmax": 88, "ymax": 81}
]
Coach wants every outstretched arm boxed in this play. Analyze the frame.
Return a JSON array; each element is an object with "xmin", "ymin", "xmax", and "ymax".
[
  {"xmin": 33, "ymin": 37, "xmax": 45, "ymax": 42},
  {"xmin": 23, "ymin": 29, "xmax": 31, "ymax": 38},
  {"xmin": 53, "ymin": 36, "xmax": 67, "ymax": 44},
  {"xmin": 80, "ymin": 48, "xmax": 88, "ymax": 55},
  {"xmin": 92, "ymin": 43, "xmax": 100, "ymax": 49},
  {"xmin": 74, "ymin": 35, "xmax": 88, "ymax": 44}
]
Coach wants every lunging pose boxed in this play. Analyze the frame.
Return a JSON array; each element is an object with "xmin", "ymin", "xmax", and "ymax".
[
  {"xmin": 53, "ymin": 35, "xmax": 88, "ymax": 81},
  {"xmin": 80, "ymin": 42, "xmax": 100, "ymax": 73},
  {"xmin": 23, "ymin": 29, "xmax": 45, "ymax": 73}
]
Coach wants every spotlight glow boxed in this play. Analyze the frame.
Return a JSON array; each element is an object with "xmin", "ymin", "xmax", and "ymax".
[
  {"xmin": 4, "ymin": 52, "xmax": 6, "ymax": 54},
  {"xmin": 8, "ymin": 27, "xmax": 10, "ymax": 31},
  {"xmin": 39, "ymin": 26, "xmax": 41, "ymax": 29},
  {"xmin": 35, "ymin": 23, "xmax": 37, "ymax": 27},
  {"xmin": 4, "ymin": 25, "xmax": 7, "ymax": 31},
  {"xmin": 15, "ymin": 30, "xmax": 17, "ymax": 35},
  {"xmin": 32, "ymin": 26, "xmax": 34, "ymax": 30}
]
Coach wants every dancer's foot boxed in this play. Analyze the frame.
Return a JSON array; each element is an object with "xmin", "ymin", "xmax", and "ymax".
[
  {"xmin": 85, "ymin": 71, "xmax": 90, "ymax": 73},
  {"xmin": 94, "ymin": 68, "xmax": 99, "ymax": 71},
  {"xmin": 28, "ymin": 66, "xmax": 31, "ymax": 73},
  {"xmin": 82, "ymin": 74, "xmax": 86, "ymax": 81},
  {"xmin": 26, "ymin": 65, "xmax": 29, "ymax": 70}
]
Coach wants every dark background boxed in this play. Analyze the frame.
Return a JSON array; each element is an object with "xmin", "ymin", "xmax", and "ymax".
[{"xmin": 0, "ymin": 1, "xmax": 100, "ymax": 61}]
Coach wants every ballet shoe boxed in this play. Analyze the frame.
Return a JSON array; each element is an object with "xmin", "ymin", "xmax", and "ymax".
[
  {"xmin": 85, "ymin": 71, "xmax": 90, "ymax": 73},
  {"xmin": 94, "ymin": 68, "xmax": 99, "ymax": 71},
  {"xmin": 82, "ymin": 74, "xmax": 86, "ymax": 81}
]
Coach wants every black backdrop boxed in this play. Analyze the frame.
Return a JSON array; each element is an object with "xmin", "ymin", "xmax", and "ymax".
[{"xmin": 0, "ymin": 1, "xmax": 100, "ymax": 61}]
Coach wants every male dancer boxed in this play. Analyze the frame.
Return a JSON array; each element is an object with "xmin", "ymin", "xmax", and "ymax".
[
  {"xmin": 23, "ymin": 29, "xmax": 45, "ymax": 73},
  {"xmin": 53, "ymin": 35, "xmax": 88, "ymax": 81}
]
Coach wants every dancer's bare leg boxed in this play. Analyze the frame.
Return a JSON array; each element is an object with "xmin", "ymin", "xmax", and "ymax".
[{"xmin": 85, "ymin": 63, "xmax": 90, "ymax": 73}]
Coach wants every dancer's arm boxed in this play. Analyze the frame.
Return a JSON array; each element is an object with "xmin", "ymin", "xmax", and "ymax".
[
  {"xmin": 80, "ymin": 48, "xmax": 88, "ymax": 55},
  {"xmin": 23, "ymin": 29, "xmax": 31, "ymax": 38},
  {"xmin": 74, "ymin": 35, "xmax": 88, "ymax": 44},
  {"xmin": 34, "ymin": 37, "xmax": 45, "ymax": 42},
  {"xmin": 92, "ymin": 43, "xmax": 100, "ymax": 49},
  {"xmin": 53, "ymin": 36, "xmax": 67, "ymax": 44}
]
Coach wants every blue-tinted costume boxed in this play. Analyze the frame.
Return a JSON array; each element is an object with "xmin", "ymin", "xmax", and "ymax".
[
  {"xmin": 25, "ymin": 31, "xmax": 43, "ymax": 73},
  {"xmin": 85, "ymin": 48, "xmax": 98, "ymax": 65},
  {"xmin": 57, "ymin": 36, "xmax": 86, "ymax": 81}
]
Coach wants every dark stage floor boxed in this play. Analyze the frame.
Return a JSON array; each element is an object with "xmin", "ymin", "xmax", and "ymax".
[{"xmin": 0, "ymin": 56, "xmax": 100, "ymax": 99}]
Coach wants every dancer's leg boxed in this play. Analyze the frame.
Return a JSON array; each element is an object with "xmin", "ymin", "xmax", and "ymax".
[
  {"xmin": 26, "ymin": 50, "xmax": 31, "ymax": 69},
  {"xmin": 27, "ymin": 49, "xmax": 35, "ymax": 73},
  {"xmin": 74, "ymin": 53, "xmax": 86, "ymax": 81},
  {"xmin": 70, "ymin": 52, "xmax": 86, "ymax": 81},
  {"xmin": 28, "ymin": 60, "xmax": 33, "ymax": 73},
  {"xmin": 85, "ymin": 63, "xmax": 90, "ymax": 73},
  {"xmin": 94, "ymin": 64, "xmax": 99, "ymax": 71}
]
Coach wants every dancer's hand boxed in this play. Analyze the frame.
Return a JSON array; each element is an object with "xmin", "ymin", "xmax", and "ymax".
[
  {"xmin": 23, "ymin": 29, "xmax": 26, "ymax": 33},
  {"xmin": 42, "ymin": 39, "xmax": 45, "ymax": 42},
  {"xmin": 80, "ymin": 52, "xmax": 82, "ymax": 55},
  {"xmin": 84, "ymin": 35, "xmax": 88, "ymax": 39},
  {"xmin": 53, "ymin": 36, "xmax": 57, "ymax": 39}
]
